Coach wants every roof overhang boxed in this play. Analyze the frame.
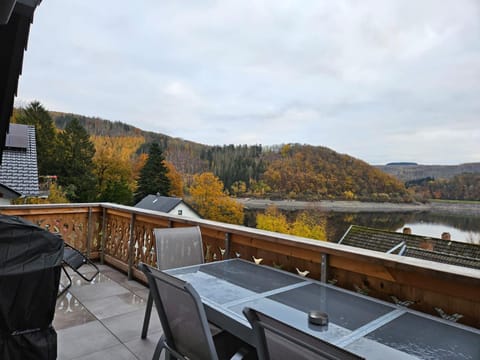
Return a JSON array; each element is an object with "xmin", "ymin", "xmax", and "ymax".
[
  {"xmin": 0, "ymin": 182, "xmax": 22, "ymax": 198},
  {"xmin": 0, "ymin": 0, "xmax": 42, "ymax": 163}
]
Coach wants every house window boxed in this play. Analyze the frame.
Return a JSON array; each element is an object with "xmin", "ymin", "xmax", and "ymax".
[{"xmin": 177, "ymin": 210, "xmax": 183, "ymax": 215}]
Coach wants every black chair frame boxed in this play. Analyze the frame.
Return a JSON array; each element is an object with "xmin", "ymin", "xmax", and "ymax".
[{"xmin": 58, "ymin": 243, "xmax": 99, "ymax": 297}]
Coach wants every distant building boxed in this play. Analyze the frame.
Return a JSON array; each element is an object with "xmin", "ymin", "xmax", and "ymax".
[
  {"xmin": 134, "ymin": 194, "xmax": 201, "ymax": 219},
  {"xmin": 338, "ymin": 225, "xmax": 480, "ymax": 270},
  {"xmin": 0, "ymin": 124, "xmax": 40, "ymax": 204}
]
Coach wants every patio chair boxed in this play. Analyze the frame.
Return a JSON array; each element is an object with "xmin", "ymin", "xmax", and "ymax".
[
  {"xmin": 243, "ymin": 307, "xmax": 364, "ymax": 360},
  {"xmin": 139, "ymin": 263, "xmax": 253, "ymax": 360},
  {"xmin": 141, "ymin": 226, "xmax": 205, "ymax": 339},
  {"xmin": 57, "ymin": 243, "xmax": 99, "ymax": 298}
]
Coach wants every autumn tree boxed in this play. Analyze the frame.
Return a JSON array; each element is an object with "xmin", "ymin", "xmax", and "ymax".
[
  {"xmin": 54, "ymin": 118, "xmax": 96, "ymax": 202},
  {"xmin": 47, "ymin": 183, "xmax": 70, "ymax": 203},
  {"xmin": 15, "ymin": 101, "xmax": 58, "ymax": 175},
  {"xmin": 256, "ymin": 206, "xmax": 326, "ymax": 240},
  {"xmin": 189, "ymin": 172, "xmax": 244, "ymax": 224},
  {"xmin": 134, "ymin": 143, "xmax": 171, "ymax": 203},
  {"xmin": 92, "ymin": 136, "xmax": 143, "ymax": 205},
  {"xmin": 165, "ymin": 161, "xmax": 184, "ymax": 197},
  {"xmin": 256, "ymin": 206, "xmax": 289, "ymax": 233},
  {"xmin": 230, "ymin": 180, "xmax": 247, "ymax": 197},
  {"xmin": 291, "ymin": 211, "xmax": 326, "ymax": 240}
]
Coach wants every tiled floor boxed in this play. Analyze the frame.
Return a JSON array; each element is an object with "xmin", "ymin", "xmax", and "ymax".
[{"xmin": 54, "ymin": 264, "xmax": 163, "ymax": 360}]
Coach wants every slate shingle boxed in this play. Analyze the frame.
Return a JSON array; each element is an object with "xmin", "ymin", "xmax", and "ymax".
[
  {"xmin": 339, "ymin": 225, "xmax": 480, "ymax": 269},
  {"xmin": 0, "ymin": 124, "xmax": 40, "ymax": 196}
]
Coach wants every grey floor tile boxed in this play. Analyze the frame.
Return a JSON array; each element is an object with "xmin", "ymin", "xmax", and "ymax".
[
  {"xmin": 124, "ymin": 331, "xmax": 163, "ymax": 360},
  {"xmin": 71, "ymin": 344, "xmax": 137, "ymax": 360},
  {"xmin": 82, "ymin": 292, "xmax": 147, "ymax": 320},
  {"xmin": 103, "ymin": 270, "xmax": 147, "ymax": 292},
  {"xmin": 57, "ymin": 321, "xmax": 120, "ymax": 360},
  {"xmin": 101, "ymin": 307, "xmax": 162, "ymax": 343},
  {"xmin": 133, "ymin": 288, "xmax": 150, "ymax": 300},
  {"xmin": 70, "ymin": 275, "xmax": 130, "ymax": 302},
  {"xmin": 96, "ymin": 263, "xmax": 119, "ymax": 272},
  {"xmin": 54, "ymin": 293, "xmax": 96, "ymax": 330}
]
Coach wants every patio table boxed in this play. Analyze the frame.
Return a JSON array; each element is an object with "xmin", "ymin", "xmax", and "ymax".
[{"xmin": 166, "ymin": 258, "xmax": 480, "ymax": 360}]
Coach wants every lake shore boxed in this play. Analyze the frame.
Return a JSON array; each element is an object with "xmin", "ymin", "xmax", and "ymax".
[{"xmin": 236, "ymin": 198, "xmax": 480, "ymax": 215}]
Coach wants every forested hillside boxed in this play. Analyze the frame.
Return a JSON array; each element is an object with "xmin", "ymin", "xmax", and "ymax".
[
  {"xmin": 49, "ymin": 111, "xmax": 410, "ymax": 202},
  {"xmin": 376, "ymin": 163, "xmax": 480, "ymax": 182},
  {"xmin": 376, "ymin": 162, "xmax": 480, "ymax": 202}
]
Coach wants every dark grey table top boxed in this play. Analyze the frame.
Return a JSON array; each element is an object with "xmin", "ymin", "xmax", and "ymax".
[{"xmin": 167, "ymin": 259, "xmax": 480, "ymax": 360}]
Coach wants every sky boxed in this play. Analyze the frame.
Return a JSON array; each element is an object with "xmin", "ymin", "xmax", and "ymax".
[{"xmin": 16, "ymin": 0, "xmax": 480, "ymax": 165}]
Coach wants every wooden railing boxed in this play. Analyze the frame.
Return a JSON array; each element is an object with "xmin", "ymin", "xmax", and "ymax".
[{"xmin": 1, "ymin": 203, "xmax": 479, "ymax": 328}]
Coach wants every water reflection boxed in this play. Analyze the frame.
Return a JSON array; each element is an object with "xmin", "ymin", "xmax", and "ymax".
[{"xmin": 245, "ymin": 209, "xmax": 480, "ymax": 244}]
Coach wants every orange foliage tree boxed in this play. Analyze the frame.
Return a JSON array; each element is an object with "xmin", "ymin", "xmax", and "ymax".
[
  {"xmin": 256, "ymin": 205, "xmax": 326, "ymax": 240},
  {"xmin": 92, "ymin": 136, "xmax": 144, "ymax": 189},
  {"xmin": 165, "ymin": 161, "xmax": 184, "ymax": 197},
  {"xmin": 189, "ymin": 172, "xmax": 244, "ymax": 224}
]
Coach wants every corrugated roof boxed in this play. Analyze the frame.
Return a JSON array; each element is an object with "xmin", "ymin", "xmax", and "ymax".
[
  {"xmin": 134, "ymin": 195, "xmax": 183, "ymax": 213},
  {"xmin": 0, "ymin": 124, "xmax": 39, "ymax": 196},
  {"xmin": 339, "ymin": 225, "xmax": 480, "ymax": 269}
]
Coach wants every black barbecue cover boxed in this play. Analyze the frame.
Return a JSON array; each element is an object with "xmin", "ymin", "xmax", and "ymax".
[{"xmin": 0, "ymin": 214, "xmax": 63, "ymax": 360}]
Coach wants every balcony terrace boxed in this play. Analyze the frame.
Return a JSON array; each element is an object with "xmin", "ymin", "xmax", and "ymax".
[
  {"xmin": 1, "ymin": 202, "xmax": 479, "ymax": 359},
  {"xmin": 55, "ymin": 264, "xmax": 160, "ymax": 359}
]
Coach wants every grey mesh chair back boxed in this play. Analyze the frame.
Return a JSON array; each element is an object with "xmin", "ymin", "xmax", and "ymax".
[
  {"xmin": 141, "ymin": 226, "xmax": 204, "ymax": 339},
  {"xmin": 154, "ymin": 226, "xmax": 204, "ymax": 270},
  {"xmin": 243, "ymin": 307, "xmax": 364, "ymax": 360},
  {"xmin": 139, "ymin": 263, "xmax": 219, "ymax": 360}
]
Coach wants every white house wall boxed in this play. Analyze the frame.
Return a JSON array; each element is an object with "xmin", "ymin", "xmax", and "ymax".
[{"xmin": 171, "ymin": 203, "xmax": 200, "ymax": 218}]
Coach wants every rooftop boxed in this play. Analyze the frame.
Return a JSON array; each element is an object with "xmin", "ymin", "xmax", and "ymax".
[
  {"xmin": 134, "ymin": 195, "xmax": 183, "ymax": 213},
  {"xmin": 338, "ymin": 225, "xmax": 480, "ymax": 269},
  {"xmin": 0, "ymin": 123, "xmax": 40, "ymax": 196}
]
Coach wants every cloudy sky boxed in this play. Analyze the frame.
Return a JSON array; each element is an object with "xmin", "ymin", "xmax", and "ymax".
[{"xmin": 17, "ymin": 0, "xmax": 480, "ymax": 165}]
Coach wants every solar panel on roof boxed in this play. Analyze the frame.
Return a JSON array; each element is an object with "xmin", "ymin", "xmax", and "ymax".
[{"xmin": 5, "ymin": 124, "xmax": 28, "ymax": 149}]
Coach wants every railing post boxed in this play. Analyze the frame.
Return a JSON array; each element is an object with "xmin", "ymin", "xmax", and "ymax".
[
  {"xmin": 127, "ymin": 213, "xmax": 136, "ymax": 280},
  {"xmin": 100, "ymin": 207, "xmax": 106, "ymax": 264},
  {"xmin": 86, "ymin": 207, "xmax": 92, "ymax": 259},
  {"xmin": 224, "ymin": 232, "xmax": 231, "ymax": 259},
  {"xmin": 320, "ymin": 253, "xmax": 328, "ymax": 283}
]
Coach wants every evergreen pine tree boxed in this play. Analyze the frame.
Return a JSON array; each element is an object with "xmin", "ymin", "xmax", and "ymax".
[
  {"xmin": 15, "ymin": 101, "xmax": 58, "ymax": 175},
  {"xmin": 55, "ymin": 118, "xmax": 97, "ymax": 202},
  {"xmin": 134, "ymin": 143, "xmax": 171, "ymax": 203}
]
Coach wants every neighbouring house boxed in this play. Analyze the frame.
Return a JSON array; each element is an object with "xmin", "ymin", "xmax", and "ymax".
[
  {"xmin": 0, "ymin": 183, "xmax": 21, "ymax": 205},
  {"xmin": 135, "ymin": 194, "xmax": 201, "ymax": 219},
  {"xmin": 0, "ymin": 0, "xmax": 43, "ymax": 162},
  {"xmin": 0, "ymin": 123, "xmax": 40, "ymax": 203},
  {"xmin": 338, "ymin": 225, "xmax": 480, "ymax": 269}
]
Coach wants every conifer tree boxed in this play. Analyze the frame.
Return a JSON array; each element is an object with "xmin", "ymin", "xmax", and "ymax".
[
  {"xmin": 15, "ymin": 101, "xmax": 58, "ymax": 175},
  {"xmin": 54, "ymin": 118, "xmax": 96, "ymax": 202},
  {"xmin": 134, "ymin": 143, "xmax": 171, "ymax": 203}
]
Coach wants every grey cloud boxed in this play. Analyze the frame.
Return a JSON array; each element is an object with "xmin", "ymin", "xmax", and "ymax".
[{"xmin": 16, "ymin": 0, "xmax": 480, "ymax": 164}]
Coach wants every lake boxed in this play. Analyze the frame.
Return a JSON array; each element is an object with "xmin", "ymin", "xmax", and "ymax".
[{"xmin": 244, "ymin": 209, "xmax": 480, "ymax": 245}]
